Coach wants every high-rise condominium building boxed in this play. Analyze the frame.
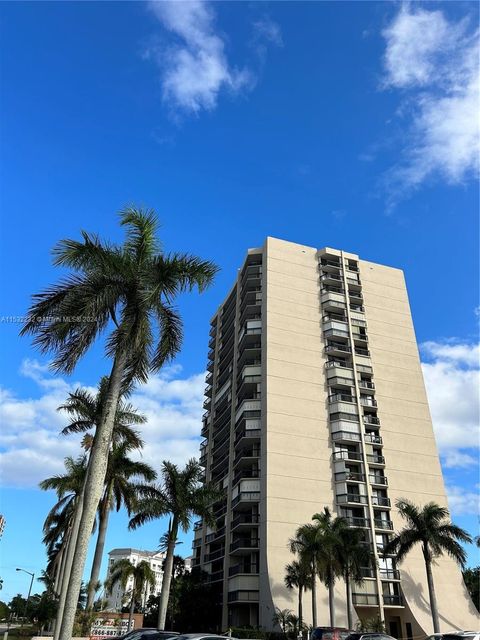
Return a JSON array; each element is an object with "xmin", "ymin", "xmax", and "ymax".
[
  {"xmin": 104, "ymin": 548, "xmax": 166, "ymax": 612},
  {"xmin": 192, "ymin": 237, "xmax": 478, "ymax": 636}
]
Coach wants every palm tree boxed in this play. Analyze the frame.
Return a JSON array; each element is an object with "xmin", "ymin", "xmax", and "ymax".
[
  {"xmin": 272, "ymin": 607, "xmax": 294, "ymax": 636},
  {"xmin": 105, "ymin": 559, "xmax": 155, "ymax": 632},
  {"xmin": 21, "ymin": 207, "xmax": 218, "ymax": 640},
  {"xmin": 58, "ymin": 376, "xmax": 152, "ymax": 609},
  {"xmin": 129, "ymin": 458, "xmax": 219, "ymax": 630},
  {"xmin": 338, "ymin": 527, "xmax": 371, "ymax": 630},
  {"xmin": 40, "ymin": 455, "xmax": 89, "ymax": 592},
  {"xmin": 289, "ymin": 523, "xmax": 322, "ymax": 627},
  {"xmin": 384, "ymin": 499, "xmax": 472, "ymax": 632},
  {"xmin": 311, "ymin": 508, "xmax": 347, "ymax": 627},
  {"xmin": 87, "ymin": 441, "xmax": 157, "ymax": 609},
  {"xmin": 284, "ymin": 559, "xmax": 312, "ymax": 631}
]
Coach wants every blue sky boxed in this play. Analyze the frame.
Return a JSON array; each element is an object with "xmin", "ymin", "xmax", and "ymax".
[{"xmin": 0, "ymin": 1, "xmax": 478, "ymax": 603}]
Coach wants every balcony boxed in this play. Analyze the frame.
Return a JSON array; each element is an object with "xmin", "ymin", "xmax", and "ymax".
[
  {"xmin": 233, "ymin": 448, "xmax": 260, "ymax": 467},
  {"xmin": 235, "ymin": 428, "xmax": 261, "ymax": 446},
  {"xmin": 372, "ymin": 495, "xmax": 391, "ymax": 507},
  {"xmin": 359, "ymin": 567, "xmax": 375, "ymax": 579},
  {"xmin": 326, "ymin": 343, "xmax": 351, "ymax": 355},
  {"xmin": 355, "ymin": 347, "xmax": 370, "ymax": 357},
  {"xmin": 332, "ymin": 450, "xmax": 363, "ymax": 462},
  {"xmin": 325, "ymin": 360, "xmax": 354, "ymax": 375},
  {"xmin": 205, "ymin": 527, "xmax": 226, "ymax": 543},
  {"xmin": 360, "ymin": 396, "xmax": 377, "ymax": 407},
  {"xmin": 358, "ymin": 380, "xmax": 375, "ymax": 390},
  {"xmin": 320, "ymin": 258, "xmax": 342, "ymax": 270},
  {"xmin": 203, "ymin": 548, "xmax": 225, "ymax": 562},
  {"xmin": 227, "ymin": 590, "xmax": 259, "ymax": 603},
  {"xmin": 335, "ymin": 471, "xmax": 365, "ymax": 483},
  {"xmin": 369, "ymin": 474, "xmax": 388, "ymax": 486},
  {"xmin": 344, "ymin": 516, "xmax": 370, "ymax": 528},
  {"xmin": 367, "ymin": 454, "xmax": 385, "ymax": 466},
  {"xmin": 329, "ymin": 393, "xmax": 355, "ymax": 404},
  {"xmin": 352, "ymin": 593, "xmax": 378, "ymax": 606},
  {"xmin": 324, "ymin": 327, "xmax": 350, "ymax": 339},
  {"xmin": 206, "ymin": 570, "xmax": 224, "ymax": 583},
  {"xmin": 380, "ymin": 569, "xmax": 400, "ymax": 580},
  {"xmin": 364, "ymin": 415, "xmax": 380, "ymax": 426},
  {"xmin": 327, "ymin": 375, "xmax": 355, "ymax": 388},
  {"xmin": 322, "ymin": 298, "xmax": 347, "ymax": 312},
  {"xmin": 374, "ymin": 519, "xmax": 394, "ymax": 531},
  {"xmin": 321, "ymin": 272, "xmax": 343, "ymax": 284},
  {"xmin": 331, "ymin": 431, "xmax": 361, "ymax": 444},
  {"xmin": 384, "ymin": 594, "xmax": 404, "ymax": 606},
  {"xmin": 336, "ymin": 493, "xmax": 368, "ymax": 505},
  {"xmin": 231, "ymin": 513, "xmax": 260, "ymax": 530},
  {"xmin": 230, "ymin": 538, "xmax": 260, "ymax": 552},
  {"xmin": 364, "ymin": 433, "xmax": 382, "ymax": 445},
  {"xmin": 228, "ymin": 564, "xmax": 259, "ymax": 577},
  {"xmin": 231, "ymin": 491, "xmax": 260, "ymax": 507},
  {"xmin": 323, "ymin": 313, "xmax": 347, "ymax": 323},
  {"xmin": 233, "ymin": 468, "xmax": 260, "ymax": 486}
]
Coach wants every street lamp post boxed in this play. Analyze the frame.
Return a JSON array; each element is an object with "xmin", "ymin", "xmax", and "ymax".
[{"xmin": 16, "ymin": 568, "xmax": 35, "ymax": 629}]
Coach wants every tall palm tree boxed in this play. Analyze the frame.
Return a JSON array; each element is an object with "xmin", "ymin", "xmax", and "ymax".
[
  {"xmin": 21, "ymin": 207, "xmax": 218, "ymax": 640},
  {"xmin": 338, "ymin": 527, "xmax": 371, "ymax": 630},
  {"xmin": 311, "ymin": 508, "xmax": 347, "ymax": 627},
  {"xmin": 284, "ymin": 559, "xmax": 313, "ymax": 631},
  {"xmin": 384, "ymin": 499, "xmax": 472, "ymax": 632},
  {"xmin": 289, "ymin": 522, "xmax": 323, "ymax": 627},
  {"xmin": 105, "ymin": 559, "xmax": 155, "ymax": 632},
  {"xmin": 86, "ymin": 442, "xmax": 157, "ymax": 609},
  {"xmin": 129, "ymin": 458, "xmax": 220, "ymax": 630}
]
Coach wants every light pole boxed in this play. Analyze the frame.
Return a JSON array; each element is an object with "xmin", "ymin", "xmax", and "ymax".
[{"xmin": 16, "ymin": 568, "xmax": 35, "ymax": 628}]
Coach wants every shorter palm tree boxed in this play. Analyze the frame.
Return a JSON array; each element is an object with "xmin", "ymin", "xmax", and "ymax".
[
  {"xmin": 289, "ymin": 523, "xmax": 322, "ymax": 628},
  {"xmin": 284, "ymin": 560, "xmax": 313, "ymax": 631},
  {"xmin": 272, "ymin": 607, "xmax": 294, "ymax": 636},
  {"xmin": 384, "ymin": 499, "xmax": 472, "ymax": 632},
  {"xmin": 338, "ymin": 527, "xmax": 371, "ymax": 630},
  {"xmin": 129, "ymin": 459, "xmax": 220, "ymax": 630},
  {"xmin": 105, "ymin": 559, "xmax": 155, "ymax": 632}
]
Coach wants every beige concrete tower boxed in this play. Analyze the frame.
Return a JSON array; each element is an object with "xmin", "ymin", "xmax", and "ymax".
[{"xmin": 192, "ymin": 237, "xmax": 479, "ymax": 636}]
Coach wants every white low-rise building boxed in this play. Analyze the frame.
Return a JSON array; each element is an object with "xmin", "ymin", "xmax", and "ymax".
[{"xmin": 104, "ymin": 548, "xmax": 167, "ymax": 612}]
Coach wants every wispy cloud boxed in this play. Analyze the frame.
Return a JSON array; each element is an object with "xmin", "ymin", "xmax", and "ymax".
[
  {"xmin": 380, "ymin": 4, "xmax": 479, "ymax": 203},
  {"xmin": 0, "ymin": 360, "xmax": 205, "ymax": 488},
  {"xmin": 446, "ymin": 483, "xmax": 480, "ymax": 517},
  {"xmin": 420, "ymin": 339, "xmax": 479, "ymax": 470}
]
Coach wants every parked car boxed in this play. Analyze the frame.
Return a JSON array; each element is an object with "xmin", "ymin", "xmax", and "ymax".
[
  {"xmin": 345, "ymin": 634, "xmax": 397, "ymax": 640},
  {"xmin": 118, "ymin": 630, "xmax": 179, "ymax": 640},
  {"xmin": 430, "ymin": 634, "xmax": 480, "ymax": 640},
  {"xmin": 311, "ymin": 628, "xmax": 353, "ymax": 640},
  {"xmin": 174, "ymin": 635, "xmax": 236, "ymax": 640}
]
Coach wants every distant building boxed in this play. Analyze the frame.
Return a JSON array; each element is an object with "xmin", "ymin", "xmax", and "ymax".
[
  {"xmin": 104, "ymin": 548, "xmax": 167, "ymax": 612},
  {"xmin": 0, "ymin": 515, "xmax": 5, "ymax": 538}
]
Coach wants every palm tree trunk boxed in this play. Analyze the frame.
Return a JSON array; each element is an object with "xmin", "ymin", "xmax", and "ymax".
[
  {"xmin": 424, "ymin": 552, "xmax": 440, "ymax": 632},
  {"xmin": 328, "ymin": 584, "xmax": 335, "ymax": 627},
  {"xmin": 87, "ymin": 491, "xmax": 111, "ymax": 609},
  {"xmin": 298, "ymin": 585, "xmax": 303, "ymax": 632},
  {"xmin": 345, "ymin": 571, "xmax": 353, "ymax": 630},
  {"xmin": 54, "ymin": 488, "xmax": 85, "ymax": 640},
  {"xmin": 128, "ymin": 578, "xmax": 136, "ymax": 633},
  {"xmin": 158, "ymin": 519, "xmax": 178, "ymax": 630},
  {"xmin": 58, "ymin": 351, "xmax": 127, "ymax": 640},
  {"xmin": 311, "ymin": 559, "xmax": 317, "ymax": 628}
]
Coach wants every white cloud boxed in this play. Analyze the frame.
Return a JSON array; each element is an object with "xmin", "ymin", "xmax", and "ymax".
[
  {"xmin": 0, "ymin": 360, "xmax": 205, "ymax": 488},
  {"xmin": 252, "ymin": 17, "xmax": 283, "ymax": 48},
  {"xmin": 420, "ymin": 340, "xmax": 479, "ymax": 468},
  {"xmin": 145, "ymin": 0, "xmax": 253, "ymax": 114},
  {"xmin": 381, "ymin": 4, "xmax": 479, "ymax": 200},
  {"xmin": 446, "ymin": 483, "xmax": 480, "ymax": 516}
]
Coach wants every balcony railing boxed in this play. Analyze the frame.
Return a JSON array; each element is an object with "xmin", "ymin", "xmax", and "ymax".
[
  {"xmin": 355, "ymin": 347, "xmax": 370, "ymax": 357},
  {"xmin": 336, "ymin": 493, "xmax": 368, "ymax": 505},
  {"xmin": 324, "ymin": 327, "xmax": 350, "ymax": 339},
  {"xmin": 320, "ymin": 259, "xmax": 342, "ymax": 268},
  {"xmin": 367, "ymin": 454, "xmax": 385, "ymax": 465},
  {"xmin": 364, "ymin": 415, "xmax": 380, "ymax": 425},
  {"xmin": 369, "ymin": 474, "xmax": 388, "ymax": 485},
  {"xmin": 374, "ymin": 519, "xmax": 394, "ymax": 530},
  {"xmin": 344, "ymin": 516, "xmax": 370, "ymax": 528},
  {"xmin": 326, "ymin": 344, "xmax": 351, "ymax": 354},
  {"xmin": 227, "ymin": 590, "xmax": 259, "ymax": 603},
  {"xmin": 380, "ymin": 569, "xmax": 400, "ymax": 580},
  {"xmin": 352, "ymin": 593, "xmax": 378, "ymax": 606},
  {"xmin": 231, "ymin": 513, "xmax": 260, "ymax": 529},
  {"xmin": 321, "ymin": 285, "xmax": 344, "ymax": 295},
  {"xmin": 372, "ymin": 496, "xmax": 391, "ymax": 507},
  {"xmin": 231, "ymin": 491, "xmax": 260, "ymax": 507},
  {"xmin": 360, "ymin": 397, "xmax": 377, "ymax": 407},
  {"xmin": 325, "ymin": 360, "xmax": 353, "ymax": 371},
  {"xmin": 332, "ymin": 431, "xmax": 361, "ymax": 443},
  {"xmin": 329, "ymin": 393, "xmax": 355, "ymax": 404},
  {"xmin": 228, "ymin": 564, "xmax": 259, "ymax": 576},
  {"xmin": 335, "ymin": 471, "xmax": 366, "ymax": 483},
  {"xmin": 384, "ymin": 594, "xmax": 403, "ymax": 606},
  {"xmin": 365, "ymin": 433, "xmax": 382, "ymax": 444},
  {"xmin": 230, "ymin": 538, "xmax": 260, "ymax": 551},
  {"xmin": 358, "ymin": 380, "xmax": 375, "ymax": 389},
  {"xmin": 332, "ymin": 450, "xmax": 362, "ymax": 462}
]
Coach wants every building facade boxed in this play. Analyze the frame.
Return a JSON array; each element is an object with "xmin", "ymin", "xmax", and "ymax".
[
  {"xmin": 104, "ymin": 548, "xmax": 166, "ymax": 612},
  {"xmin": 192, "ymin": 237, "xmax": 479, "ymax": 636}
]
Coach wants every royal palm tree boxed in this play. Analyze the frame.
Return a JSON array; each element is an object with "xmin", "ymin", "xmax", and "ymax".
[
  {"xmin": 86, "ymin": 442, "xmax": 156, "ymax": 609},
  {"xmin": 21, "ymin": 207, "xmax": 218, "ymax": 640},
  {"xmin": 384, "ymin": 499, "xmax": 472, "ymax": 632},
  {"xmin": 289, "ymin": 522, "xmax": 323, "ymax": 627},
  {"xmin": 105, "ymin": 559, "xmax": 155, "ymax": 632},
  {"xmin": 311, "ymin": 508, "xmax": 347, "ymax": 627},
  {"xmin": 284, "ymin": 559, "xmax": 313, "ymax": 631},
  {"xmin": 129, "ymin": 458, "xmax": 219, "ymax": 630},
  {"xmin": 338, "ymin": 527, "xmax": 371, "ymax": 630}
]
